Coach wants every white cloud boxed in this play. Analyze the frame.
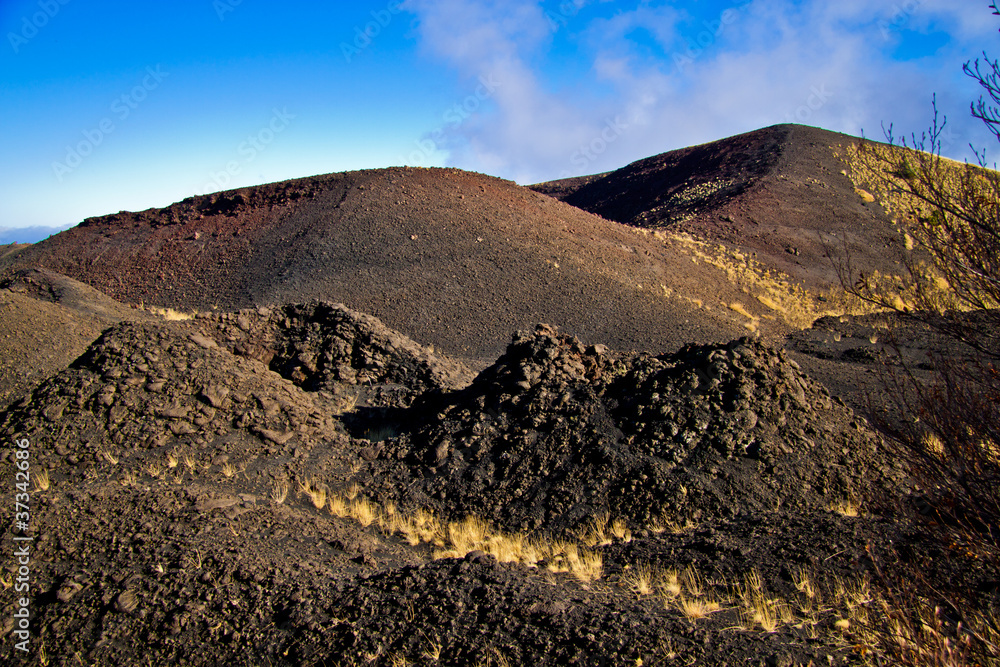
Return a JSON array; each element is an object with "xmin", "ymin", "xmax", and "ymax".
[{"xmin": 401, "ymin": 0, "xmax": 1000, "ymax": 183}]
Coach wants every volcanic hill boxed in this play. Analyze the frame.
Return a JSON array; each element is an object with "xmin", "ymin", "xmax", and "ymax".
[
  {"xmin": 0, "ymin": 125, "xmax": 906, "ymax": 370},
  {"xmin": 1, "ymin": 124, "xmax": 993, "ymax": 666},
  {"xmin": 530, "ymin": 124, "xmax": 905, "ymax": 291}
]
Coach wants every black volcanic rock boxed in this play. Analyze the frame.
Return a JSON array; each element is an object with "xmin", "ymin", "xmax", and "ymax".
[{"xmin": 373, "ymin": 325, "xmax": 903, "ymax": 533}]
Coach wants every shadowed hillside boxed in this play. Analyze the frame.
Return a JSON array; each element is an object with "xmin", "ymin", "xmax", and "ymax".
[{"xmin": 532, "ymin": 124, "xmax": 906, "ymax": 291}]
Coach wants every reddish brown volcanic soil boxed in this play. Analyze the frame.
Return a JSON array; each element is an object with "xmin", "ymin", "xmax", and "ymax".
[
  {"xmin": 1, "ymin": 124, "xmax": 994, "ymax": 666},
  {"xmin": 532, "ymin": 124, "xmax": 906, "ymax": 291},
  {"xmin": 2, "ymin": 167, "xmax": 754, "ymax": 367},
  {"xmin": 1, "ymin": 124, "xmax": 908, "ymax": 371}
]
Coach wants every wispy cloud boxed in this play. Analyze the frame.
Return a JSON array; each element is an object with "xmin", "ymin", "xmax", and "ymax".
[{"xmin": 401, "ymin": 0, "xmax": 999, "ymax": 183}]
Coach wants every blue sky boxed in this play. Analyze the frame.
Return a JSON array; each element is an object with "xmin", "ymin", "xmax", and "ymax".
[{"xmin": 1, "ymin": 0, "xmax": 997, "ymax": 238}]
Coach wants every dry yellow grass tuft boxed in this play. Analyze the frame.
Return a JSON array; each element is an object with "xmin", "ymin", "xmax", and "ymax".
[
  {"xmin": 736, "ymin": 570, "xmax": 789, "ymax": 632},
  {"xmin": 579, "ymin": 512, "xmax": 612, "ymax": 547},
  {"xmin": 349, "ymin": 498, "xmax": 379, "ymax": 527},
  {"xmin": 830, "ymin": 498, "xmax": 860, "ymax": 517},
  {"xmin": 792, "ymin": 566, "xmax": 815, "ymax": 601},
  {"xmin": 270, "ymin": 478, "xmax": 289, "ymax": 504},
  {"xmin": 33, "ymin": 468, "xmax": 50, "ymax": 492},
  {"xmin": 448, "ymin": 515, "xmax": 490, "ymax": 554},
  {"xmin": 676, "ymin": 595, "xmax": 720, "ymax": 620},
  {"xmin": 298, "ymin": 478, "xmax": 327, "ymax": 509},
  {"xmin": 621, "ymin": 564, "xmax": 656, "ymax": 596},
  {"xmin": 328, "ymin": 493, "xmax": 348, "ymax": 518},
  {"xmin": 568, "ymin": 546, "xmax": 604, "ymax": 583},
  {"xmin": 149, "ymin": 306, "xmax": 196, "ymax": 321},
  {"xmin": 658, "ymin": 568, "xmax": 682, "ymax": 598},
  {"xmin": 609, "ymin": 518, "xmax": 632, "ymax": 543}
]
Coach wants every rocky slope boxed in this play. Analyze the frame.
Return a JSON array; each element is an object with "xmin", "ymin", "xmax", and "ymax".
[
  {"xmin": 0, "ymin": 268, "xmax": 153, "ymax": 408},
  {"xmin": 1, "ymin": 299, "xmax": 960, "ymax": 666},
  {"xmin": 531, "ymin": 124, "xmax": 906, "ymax": 291},
  {"xmin": 0, "ymin": 168, "xmax": 749, "ymax": 366},
  {"xmin": 1, "ymin": 126, "xmax": 914, "ymax": 368},
  {"xmin": 0, "ymin": 123, "xmax": 993, "ymax": 665}
]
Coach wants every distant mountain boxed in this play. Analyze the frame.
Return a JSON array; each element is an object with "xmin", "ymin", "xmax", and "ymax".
[{"xmin": 0, "ymin": 224, "xmax": 73, "ymax": 244}]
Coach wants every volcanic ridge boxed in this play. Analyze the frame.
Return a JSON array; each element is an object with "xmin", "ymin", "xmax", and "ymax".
[{"xmin": 0, "ymin": 124, "xmax": 994, "ymax": 666}]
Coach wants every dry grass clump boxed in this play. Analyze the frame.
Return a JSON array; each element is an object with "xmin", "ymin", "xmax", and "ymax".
[
  {"xmin": 677, "ymin": 595, "xmax": 721, "ymax": 620},
  {"xmin": 298, "ymin": 478, "xmax": 327, "ymax": 509},
  {"xmin": 33, "ymin": 468, "xmax": 50, "ymax": 492},
  {"xmin": 728, "ymin": 302, "xmax": 760, "ymax": 332},
  {"xmin": 830, "ymin": 498, "xmax": 860, "ymax": 517},
  {"xmin": 609, "ymin": 518, "xmax": 632, "ymax": 543},
  {"xmin": 735, "ymin": 570, "xmax": 793, "ymax": 632},
  {"xmin": 660, "ymin": 231, "xmax": 865, "ymax": 329},
  {"xmin": 270, "ymin": 478, "xmax": 289, "ymax": 504},
  {"xmin": 791, "ymin": 565, "xmax": 815, "ymax": 602},
  {"xmin": 447, "ymin": 515, "xmax": 490, "ymax": 554},
  {"xmin": 148, "ymin": 306, "xmax": 196, "ymax": 321},
  {"xmin": 674, "ymin": 567, "xmax": 722, "ymax": 619},
  {"xmin": 334, "ymin": 390, "xmax": 360, "ymax": 415},
  {"xmin": 349, "ymin": 497, "xmax": 379, "ymax": 527},
  {"xmin": 648, "ymin": 513, "xmax": 696, "ymax": 535},
  {"xmin": 579, "ymin": 512, "xmax": 613, "ymax": 547},
  {"xmin": 658, "ymin": 568, "xmax": 682, "ymax": 598},
  {"xmin": 327, "ymin": 493, "xmax": 348, "ymax": 518},
  {"xmin": 620, "ymin": 564, "xmax": 656, "ymax": 597},
  {"xmin": 420, "ymin": 635, "xmax": 443, "ymax": 662}
]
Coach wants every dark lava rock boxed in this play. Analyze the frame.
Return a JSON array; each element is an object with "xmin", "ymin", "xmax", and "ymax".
[{"xmin": 376, "ymin": 325, "xmax": 903, "ymax": 533}]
